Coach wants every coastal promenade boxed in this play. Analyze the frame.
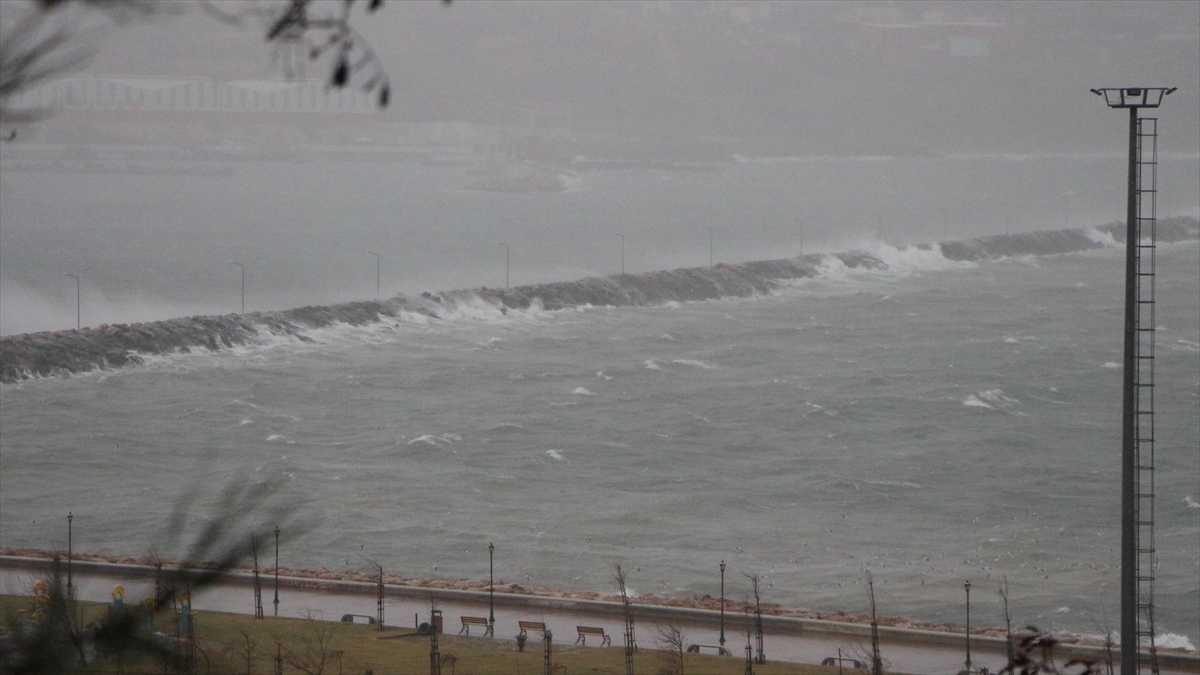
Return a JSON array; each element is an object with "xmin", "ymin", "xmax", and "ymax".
[{"xmin": 3, "ymin": 556, "xmax": 1194, "ymax": 674}]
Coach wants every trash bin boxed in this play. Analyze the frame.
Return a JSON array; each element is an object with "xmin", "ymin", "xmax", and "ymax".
[{"xmin": 431, "ymin": 609, "xmax": 443, "ymax": 634}]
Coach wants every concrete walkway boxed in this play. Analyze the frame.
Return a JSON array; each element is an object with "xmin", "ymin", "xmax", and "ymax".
[{"xmin": 2, "ymin": 557, "xmax": 1193, "ymax": 675}]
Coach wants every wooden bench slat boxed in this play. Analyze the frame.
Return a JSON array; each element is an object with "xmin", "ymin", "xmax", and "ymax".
[
  {"xmin": 575, "ymin": 625, "xmax": 611, "ymax": 646},
  {"xmin": 517, "ymin": 620, "xmax": 547, "ymax": 636},
  {"xmin": 459, "ymin": 615, "xmax": 493, "ymax": 637}
]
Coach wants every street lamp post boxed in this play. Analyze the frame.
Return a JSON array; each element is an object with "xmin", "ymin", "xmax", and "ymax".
[
  {"xmin": 497, "ymin": 243, "xmax": 510, "ymax": 290},
  {"xmin": 704, "ymin": 227, "xmax": 714, "ymax": 267},
  {"xmin": 273, "ymin": 526, "xmax": 280, "ymax": 617},
  {"xmin": 719, "ymin": 560, "xmax": 726, "ymax": 647},
  {"xmin": 367, "ymin": 251, "xmax": 381, "ymax": 299},
  {"xmin": 65, "ymin": 274, "xmax": 80, "ymax": 331},
  {"xmin": 964, "ymin": 580, "xmax": 972, "ymax": 672},
  {"xmin": 230, "ymin": 262, "xmax": 245, "ymax": 314},
  {"xmin": 616, "ymin": 233, "xmax": 625, "ymax": 275},
  {"xmin": 66, "ymin": 512, "xmax": 73, "ymax": 594},
  {"xmin": 488, "ymin": 542, "xmax": 495, "ymax": 633}
]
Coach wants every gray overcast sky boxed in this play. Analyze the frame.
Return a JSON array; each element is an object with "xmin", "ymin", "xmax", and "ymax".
[{"xmin": 13, "ymin": 0, "xmax": 1200, "ymax": 155}]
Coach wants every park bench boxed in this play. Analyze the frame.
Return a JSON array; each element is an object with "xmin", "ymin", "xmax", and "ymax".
[
  {"xmin": 339, "ymin": 614, "xmax": 376, "ymax": 625},
  {"xmin": 518, "ymin": 620, "xmax": 547, "ymax": 637},
  {"xmin": 459, "ymin": 615, "xmax": 492, "ymax": 636},
  {"xmin": 574, "ymin": 626, "xmax": 610, "ymax": 647}
]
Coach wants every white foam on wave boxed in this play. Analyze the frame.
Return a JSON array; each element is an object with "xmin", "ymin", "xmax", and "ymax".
[
  {"xmin": 1102, "ymin": 362, "xmax": 1120, "ymax": 369},
  {"xmin": 1084, "ymin": 227, "xmax": 1120, "ymax": 247},
  {"xmin": 964, "ymin": 388, "xmax": 1022, "ymax": 411},
  {"xmin": 239, "ymin": 419, "xmax": 253, "ymax": 426},
  {"xmin": 266, "ymin": 434, "xmax": 293, "ymax": 444},
  {"xmin": 546, "ymin": 449, "xmax": 565, "ymax": 461},
  {"xmin": 597, "ymin": 371, "xmax": 612, "ymax": 380},
  {"xmin": 644, "ymin": 359, "xmax": 661, "ymax": 370},
  {"xmin": 671, "ymin": 359, "xmax": 714, "ymax": 369},
  {"xmin": 1184, "ymin": 496, "xmax": 1200, "ymax": 509},
  {"xmin": 407, "ymin": 433, "xmax": 461, "ymax": 448},
  {"xmin": 1154, "ymin": 633, "xmax": 1197, "ymax": 651},
  {"xmin": 1172, "ymin": 339, "xmax": 1199, "ymax": 352},
  {"xmin": 572, "ymin": 387, "xmax": 596, "ymax": 396},
  {"xmin": 866, "ymin": 242, "xmax": 974, "ymax": 275}
]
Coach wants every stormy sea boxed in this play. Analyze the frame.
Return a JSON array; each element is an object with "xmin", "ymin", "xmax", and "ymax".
[{"xmin": 1, "ymin": 153, "xmax": 1198, "ymax": 649}]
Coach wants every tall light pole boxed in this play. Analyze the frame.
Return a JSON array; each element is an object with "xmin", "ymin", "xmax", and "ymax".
[
  {"xmin": 497, "ymin": 243, "xmax": 509, "ymax": 290},
  {"xmin": 64, "ymin": 274, "xmax": 80, "ymax": 331},
  {"xmin": 616, "ymin": 233, "xmax": 625, "ymax": 275},
  {"xmin": 273, "ymin": 525, "xmax": 280, "ymax": 617},
  {"xmin": 704, "ymin": 227, "xmax": 714, "ymax": 267},
  {"xmin": 877, "ymin": 213, "xmax": 883, "ymax": 241},
  {"xmin": 66, "ymin": 512, "xmax": 73, "ymax": 594},
  {"xmin": 964, "ymin": 580, "xmax": 972, "ymax": 671},
  {"xmin": 719, "ymin": 560, "xmax": 726, "ymax": 647},
  {"xmin": 367, "ymin": 251, "xmax": 381, "ymax": 299},
  {"xmin": 230, "ymin": 262, "xmax": 245, "ymax": 314},
  {"xmin": 488, "ymin": 542, "xmax": 495, "ymax": 632},
  {"xmin": 941, "ymin": 207, "xmax": 948, "ymax": 240},
  {"xmin": 1092, "ymin": 85, "xmax": 1175, "ymax": 675}
]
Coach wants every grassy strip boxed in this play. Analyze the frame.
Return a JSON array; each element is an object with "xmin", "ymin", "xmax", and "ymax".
[{"xmin": 2, "ymin": 595, "xmax": 840, "ymax": 674}]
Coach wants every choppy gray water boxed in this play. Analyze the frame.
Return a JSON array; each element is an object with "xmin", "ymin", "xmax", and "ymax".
[{"xmin": 0, "ymin": 155, "xmax": 1198, "ymax": 649}]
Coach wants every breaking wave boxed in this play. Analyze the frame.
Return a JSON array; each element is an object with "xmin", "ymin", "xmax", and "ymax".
[{"xmin": 2, "ymin": 218, "xmax": 1196, "ymax": 383}]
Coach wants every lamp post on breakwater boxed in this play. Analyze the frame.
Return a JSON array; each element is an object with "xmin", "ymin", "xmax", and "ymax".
[
  {"xmin": 64, "ymin": 274, "xmax": 80, "ymax": 331},
  {"xmin": 230, "ymin": 262, "xmax": 245, "ymax": 314},
  {"xmin": 497, "ymin": 243, "xmax": 510, "ymax": 290},
  {"xmin": 616, "ymin": 233, "xmax": 625, "ymax": 275},
  {"xmin": 704, "ymin": 227, "xmax": 714, "ymax": 267},
  {"xmin": 367, "ymin": 251, "xmax": 381, "ymax": 299}
]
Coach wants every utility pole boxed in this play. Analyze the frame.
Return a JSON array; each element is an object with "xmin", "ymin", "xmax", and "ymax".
[
  {"xmin": 1091, "ymin": 85, "xmax": 1175, "ymax": 675},
  {"xmin": 230, "ymin": 262, "xmax": 245, "ymax": 314}
]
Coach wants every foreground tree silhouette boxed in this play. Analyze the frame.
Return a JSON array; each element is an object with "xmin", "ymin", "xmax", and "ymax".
[
  {"xmin": 0, "ymin": 480, "xmax": 300, "ymax": 675},
  {"xmin": 0, "ymin": 0, "xmax": 430, "ymax": 131}
]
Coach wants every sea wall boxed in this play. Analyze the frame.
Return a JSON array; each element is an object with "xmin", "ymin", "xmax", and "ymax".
[{"xmin": 2, "ymin": 217, "xmax": 1196, "ymax": 384}]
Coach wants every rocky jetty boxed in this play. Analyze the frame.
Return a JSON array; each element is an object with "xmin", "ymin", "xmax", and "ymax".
[{"xmin": 2, "ymin": 218, "xmax": 1196, "ymax": 384}]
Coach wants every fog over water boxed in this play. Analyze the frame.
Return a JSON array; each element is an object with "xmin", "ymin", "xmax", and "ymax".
[{"xmin": 1, "ymin": 0, "xmax": 1198, "ymax": 658}]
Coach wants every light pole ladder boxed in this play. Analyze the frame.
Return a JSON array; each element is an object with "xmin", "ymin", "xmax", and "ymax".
[{"xmin": 1133, "ymin": 115, "xmax": 1159, "ymax": 675}]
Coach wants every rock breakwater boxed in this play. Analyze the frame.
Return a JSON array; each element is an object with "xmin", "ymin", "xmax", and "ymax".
[{"xmin": 2, "ymin": 218, "xmax": 1196, "ymax": 384}]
